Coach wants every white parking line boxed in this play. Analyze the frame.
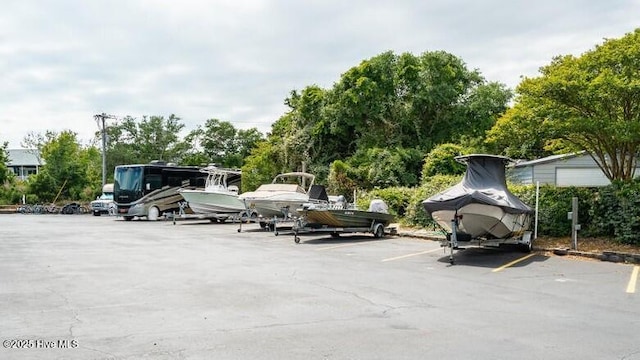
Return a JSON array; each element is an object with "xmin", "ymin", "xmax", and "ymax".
[
  {"xmin": 382, "ymin": 248, "xmax": 442, "ymax": 262},
  {"xmin": 627, "ymin": 266, "xmax": 639, "ymax": 294}
]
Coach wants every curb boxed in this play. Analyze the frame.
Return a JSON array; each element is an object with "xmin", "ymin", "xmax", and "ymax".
[
  {"xmin": 397, "ymin": 230, "xmax": 640, "ymax": 265},
  {"xmin": 545, "ymin": 248, "xmax": 640, "ymax": 264}
]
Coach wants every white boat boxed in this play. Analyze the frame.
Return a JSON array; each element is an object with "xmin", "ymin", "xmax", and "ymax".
[
  {"xmin": 238, "ymin": 172, "xmax": 316, "ymax": 219},
  {"xmin": 422, "ymin": 154, "xmax": 534, "ymax": 262},
  {"xmin": 178, "ymin": 166, "xmax": 245, "ymax": 217}
]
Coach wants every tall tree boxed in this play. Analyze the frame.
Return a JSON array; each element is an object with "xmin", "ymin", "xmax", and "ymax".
[
  {"xmin": 101, "ymin": 114, "xmax": 187, "ymax": 175},
  {"xmin": 493, "ymin": 28, "xmax": 640, "ymax": 181},
  {"xmin": 0, "ymin": 141, "xmax": 13, "ymax": 185},
  {"xmin": 28, "ymin": 131, "xmax": 99, "ymax": 201},
  {"xmin": 266, "ymin": 50, "xmax": 511, "ymax": 189},
  {"xmin": 485, "ymin": 100, "xmax": 554, "ymax": 160},
  {"xmin": 182, "ymin": 119, "xmax": 264, "ymax": 168}
]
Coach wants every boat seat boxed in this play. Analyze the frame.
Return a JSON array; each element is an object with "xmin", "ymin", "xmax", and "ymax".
[{"xmin": 308, "ymin": 185, "xmax": 329, "ymax": 202}]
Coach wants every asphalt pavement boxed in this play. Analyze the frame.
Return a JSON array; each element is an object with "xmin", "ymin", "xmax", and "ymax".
[{"xmin": 1, "ymin": 214, "xmax": 638, "ymax": 360}]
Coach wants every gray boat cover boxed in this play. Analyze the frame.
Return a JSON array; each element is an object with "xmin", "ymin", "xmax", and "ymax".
[{"xmin": 422, "ymin": 154, "xmax": 533, "ymax": 215}]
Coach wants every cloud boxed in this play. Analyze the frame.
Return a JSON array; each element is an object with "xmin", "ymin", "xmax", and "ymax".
[{"xmin": 1, "ymin": 0, "xmax": 638, "ymax": 148}]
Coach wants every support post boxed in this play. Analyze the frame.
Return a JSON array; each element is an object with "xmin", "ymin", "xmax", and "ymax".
[
  {"xmin": 534, "ymin": 181, "xmax": 540, "ymax": 239},
  {"xmin": 571, "ymin": 197, "xmax": 578, "ymax": 250},
  {"xmin": 100, "ymin": 115, "xmax": 107, "ymax": 187},
  {"xmin": 94, "ymin": 113, "xmax": 116, "ymax": 187}
]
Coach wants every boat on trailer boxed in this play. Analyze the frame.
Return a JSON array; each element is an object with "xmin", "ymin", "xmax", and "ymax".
[
  {"xmin": 177, "ymin": 165, "xmax": 245, "ymax": 221},
  {"xmin": 293, "ymin": 187, "xmax": 395, "ymax": 243},
  {"xmin": 238, "ymin": 172, "xmax": 317, "ymax": 220},
  {"xmin": 422, "ymin": 154, "xmax": 534, "ymax": 264}
]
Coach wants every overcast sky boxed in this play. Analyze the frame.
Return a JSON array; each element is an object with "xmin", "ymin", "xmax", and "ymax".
[{"xmin": 1, "ymin": 0, "xmax": 638, "ymax": 148}]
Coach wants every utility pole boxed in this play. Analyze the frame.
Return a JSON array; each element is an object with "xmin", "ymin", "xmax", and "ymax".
[{"xmin": 94, "ymin": 113, "xmax": 117, "ymax": 187}]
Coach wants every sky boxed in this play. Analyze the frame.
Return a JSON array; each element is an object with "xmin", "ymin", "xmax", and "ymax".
[{"xmin": 1, "ymin": 0, "xmax": 638, "ymax": 149}]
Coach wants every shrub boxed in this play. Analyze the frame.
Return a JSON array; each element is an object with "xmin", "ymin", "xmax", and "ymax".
[
  {"xmin": 421, "ymin": 143, "xmax": 466, "ymax": 181},
  {"xmin": 590, "ymin": 179, "xmax": 640, "ymax": 244},
  {"xmin": 405, "ymin": 174, "xmax": 461, "ymax": 228},
  {"xmin": 356, "ymin": 187, "xmax": 413, "ymax": 218}
]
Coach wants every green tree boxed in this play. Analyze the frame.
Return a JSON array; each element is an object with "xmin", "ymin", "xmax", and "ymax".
[
  {"xmin": 0, "ymin": 141, "xmax": 12, "ymax": 185},
  {"xmin": 485, "ymin": 101, "xmax": 554, "ymax": 159},
  {"xmin": 241, "ymin": 140, "xmax": 280, "ymax": 192},
  {"xmin": 100, "ymin": 114, "xmax": 189, "ymax": 180},
  {"xmin": 262, "ymin": 50, "xmax": 511, "ymax": 189},
  {"xmin": 180, "ymin": 119, "xmax": 264, "ymax": 168},
  {"xmin": 28, "ymin": 131, "xmax": 99, "ymax": 202},
  {"xmin": 421, "ymin": 143, "xmax": 467, "ymax": 180},
  {"xmin": 492, "ymin": 29, "xmax": 640, "ymax": 180}
]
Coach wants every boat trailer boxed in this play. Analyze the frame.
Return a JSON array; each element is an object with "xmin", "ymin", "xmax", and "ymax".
[
  {"xmin": 443, "ymin": 215, "xmax": 533, "ymax": 265},
  {"xmin": 292, "ymin": 219, "xmax": 396, "ymax": 244}
]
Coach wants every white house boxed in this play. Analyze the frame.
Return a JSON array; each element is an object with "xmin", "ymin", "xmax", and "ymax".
[
  {"xmin": 508, "ymin": 152, "xmax": 640, "ymax": 187},
  {"xmin": 7, "ymin": 149, "xmax": 43, "ymax": 180}
]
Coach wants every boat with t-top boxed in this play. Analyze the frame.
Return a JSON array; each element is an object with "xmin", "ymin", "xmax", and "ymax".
[{"xmin": 177, "ymin": 165, "xmax": 244, "ymax": 218}]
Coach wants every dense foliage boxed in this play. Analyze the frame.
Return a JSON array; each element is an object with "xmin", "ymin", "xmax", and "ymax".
[
  {"xmin": 261, "ymin": 50, "xmax": 512, "ymax": 189},
  {"xmin": 25, "ymin": 131, "xmax": 101, "ymax": 202},
  {"xmin": 487, "ymin": 29, "xmax": 640, "ymax": 181}
]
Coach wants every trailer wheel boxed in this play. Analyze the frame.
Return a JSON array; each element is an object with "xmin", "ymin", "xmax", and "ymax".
[
  {"xmin": 294, "ymin": 236, "xmax": 300, "ymax": 244},
  {"xmin": 373, "ymin": 223, "xmax": 385, "ymax": 238},
  {"xmin": 520, "ymin": 241, "xmax": 533, "ymax": 253},
  {"xmin": 148, "ymin": 206, "xmax": 160, "ymax": 221}
]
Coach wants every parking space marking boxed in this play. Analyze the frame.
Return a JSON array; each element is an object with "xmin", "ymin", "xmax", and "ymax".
[
  {"xmin": 627, "ymin": 266, "xmax": 639, "ymax": 294},
  {"xmin": 492, "ymin": 253, "xmax": 537, "ymax": 273},
  {"xmin": 315, "ymin": 242, "xmax": 376, "ymax": 251},
  {"xmin": 382, "ymin": 248, "xmax": 442, "ymax": 262}
]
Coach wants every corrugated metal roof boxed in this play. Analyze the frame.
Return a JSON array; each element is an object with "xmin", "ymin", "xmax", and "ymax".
[{"xmin": 7, "ymin": 149, "xmax": 43, "ymax": 166}]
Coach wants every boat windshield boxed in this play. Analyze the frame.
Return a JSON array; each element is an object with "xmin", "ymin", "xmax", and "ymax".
[{"xmin": 114, "ymin": 166, "xmax": 143, "ymax": 192}]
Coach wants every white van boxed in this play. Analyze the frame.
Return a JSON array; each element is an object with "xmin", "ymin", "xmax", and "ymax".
[{"xmin": 90, "ymin": 183, "xmax": 115, "ymax": 216}]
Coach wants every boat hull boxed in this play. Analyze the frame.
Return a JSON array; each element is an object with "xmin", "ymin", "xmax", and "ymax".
[
  {"xmin": 303, "ymin": 208, "xmax": 395, "ymax": 228},
  {"xmin": 244, "ymin": 196, "xmax": 309, "ymax": 218},
  {"xmin": 179, "ymin": 189, "xmax": 246, "ymax": 215},
  {"xmin": 430, "ymin": 203, "xmax": 531, "ymax": 239}
]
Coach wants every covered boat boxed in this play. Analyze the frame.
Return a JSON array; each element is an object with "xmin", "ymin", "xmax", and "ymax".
[
  {"xmin": 178, "ymin": 166, "xmax": 245, "ymax": 217},
  {"xmin": 422, "ymin": 154, "xmax": 533, "ymax": 241}
]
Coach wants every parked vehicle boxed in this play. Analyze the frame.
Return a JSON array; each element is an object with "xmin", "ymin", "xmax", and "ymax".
[
  {"xmin": 91, "ymin": 183, "xmax": 115, "ymax": 216},
  {"xmin": 177, "ymin": 165, "xmax": 245, "ymax": 219},
  {"xmin": 422, "ymin": 154, "xmax": 534, "ymax": 264},
  {"xmin": 114, "ymin": 161, "xmax": 206, "ymax": 221},
  {"xmin": 238, "ymin": 172, "xmax": 316, "ymax": 219}
]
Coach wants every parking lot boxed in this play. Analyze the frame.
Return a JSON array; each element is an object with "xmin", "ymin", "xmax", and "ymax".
[{"xmin": 1, "ymin": 214, "xmax": 639, "ymax": 359}]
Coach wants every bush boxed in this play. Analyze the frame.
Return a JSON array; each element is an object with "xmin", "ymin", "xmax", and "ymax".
[
  {"xmin": 405, "ymin": 174, "xmax": 461, "ymax": 228},
  {"xmin": 421, "ymin": 143, "xmax": 466, "ymax": 181},
  {"xmin": 589, "ymin": 179, "xmax": 640, "ymax": 244},
  {"xmin": 356, "ymin": 187, "xmax": 413, "ymax": 218}
]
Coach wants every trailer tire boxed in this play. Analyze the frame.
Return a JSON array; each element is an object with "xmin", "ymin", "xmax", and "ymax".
[
  {"xmin": 148, "ymin": 206, "xmax": 160, "ymax": 221},
  {"xmin": 520, "ymin": 241, "xmax": 533, "ymax": 253},
  {"xmin": 373, "ymin": 223, "xmax": 384, "ymax": 238}
]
